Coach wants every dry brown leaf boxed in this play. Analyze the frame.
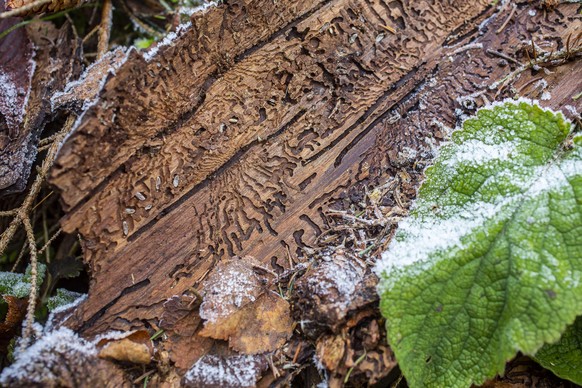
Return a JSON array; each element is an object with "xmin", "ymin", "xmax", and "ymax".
[
  {"xmin": 200, "ymin": 291, "xmax": 293, "ymax": 354},
  {"xmin": 356, "ymin": 346, "xmax": 398, "ymax": 385},
  {"xmin": 198, "ymin": 258, "xmax": 293, "ymax": 354},
  {"xmin": 0, "ymin": 19, "xmax": 81, "ymax": 195},
  {"xmin": 159, "ymin": 294, "xmax": 214, "ymax": 371},
  {"xmin": 0, "ymin": 3, "xmax": 33, "ymax": 134},
  {"xmin": 0, "ymin": 1, "xmax": 34, "ymax": 193},
  {"xmin": 96, "ymin": 330, "xmax": 153, "ymax": 364},
  {"xmin": 0, "ymin": 295, "xmax": 27, "ymax": 333},
  {"xmin": 316, "ymin": 335, "xmax": 345, "ymax": 371}
]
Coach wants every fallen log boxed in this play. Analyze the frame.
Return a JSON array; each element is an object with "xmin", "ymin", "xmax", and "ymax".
[{"xmin": 45, "ymin": 0, "xmax": 581, "ymax": 385}]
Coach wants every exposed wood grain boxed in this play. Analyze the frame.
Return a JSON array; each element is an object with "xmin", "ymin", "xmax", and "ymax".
[
  {"xmin": 50, "ymin": 0, "xmax": 581, "ymax": 362},
  {"xmin": 50, "ymin": 0, "xmax": 327, "ymax": 210}
]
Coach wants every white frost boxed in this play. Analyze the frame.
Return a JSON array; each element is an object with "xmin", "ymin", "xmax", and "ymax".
[
  {"xmin": 184, "ymin": 354, "xmax": 264, "ymax": 387},
  {"xmin": 199, "ymin": 259, "xmax": 263, "ymax": 324},
  {"xmin": 375, "ymin": 99, "xmax": 579, "ymax": 292},
  {"xmin": 44, "ymin": 294, "xmax": 87, "ymax": 332},
  {"xmin": 306, "ymin": 254, "xmax": 366, "ymax": 312},
  {"xmin": 141, "ymin": 0, "xmax": 214, "ymax": 64},
  {"xmin": 0, "ymin": 328, "xmax": 97, "ymax": 385},
  {"xmin": 442, "ymin": 139, "xmax": 517, "ymax": 168},
  {"xmin": 0, "ymin": 58, "xmax": 34, "ymax": 130}
]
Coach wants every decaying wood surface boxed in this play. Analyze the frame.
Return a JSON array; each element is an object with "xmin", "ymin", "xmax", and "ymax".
[
  {"xmin": 48, "ymin": 0, "xmax": 581, "ymax": 384},
  {"xmin": 0, "ymin": 17, "xmax": 81, "ymax": 196}
]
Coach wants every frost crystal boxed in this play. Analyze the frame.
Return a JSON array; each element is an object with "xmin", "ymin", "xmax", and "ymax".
[
  {"xmin": 44, "ymin": 293, "xmax": 87, "ymax": 332},
  {"xmin": 0, "ymin": 328, "xmax": 97, "ymax": 386},
  {"xmin": 199, "ymin": 259, "xmax": 263, "ymax": 323},
  {"xmin": 306, "ymin": 254, "xmax": 365, "ymax": 311},
  {"xmin": 184, "ymin": 354, "xmax": 266, "ymax": 387}
]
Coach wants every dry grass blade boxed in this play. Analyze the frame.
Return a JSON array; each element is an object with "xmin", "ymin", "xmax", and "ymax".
[{"xmin": 0, "ymin": 115, "xmax": 76, "ymax": 258}]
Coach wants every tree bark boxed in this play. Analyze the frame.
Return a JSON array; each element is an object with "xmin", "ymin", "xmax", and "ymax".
[{"xmin": 48, "ymin": 0, "xmax": 581, "ymax": 384}]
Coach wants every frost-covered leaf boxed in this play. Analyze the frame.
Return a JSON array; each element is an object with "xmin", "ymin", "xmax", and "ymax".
[
  {"xmin": 199, "ymin": 258, "xmax": 264, "ymax": 325},
  {"xmin": 292, "ymin": 251, "xmax": 378, "ymax": 337},
  {"xmin": 534, "ymin": 316, "xmax": 582, "ymax": 385},
  {"xmin": 376, "ymin": 100, "xmax": 582, "ymax": 388},
  {"xmin": 0, "ymin": 263, "xmax": 46, "ymax": 298},
  {"xmin": 46, "ymin": 288, "xmax": 83, "ymax": 311},
  {"xmin": 199, "ymin": 258, "xmax": 293, "ymax": 354}
]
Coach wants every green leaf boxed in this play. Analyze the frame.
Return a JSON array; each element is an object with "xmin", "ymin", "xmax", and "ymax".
[
  {"xmin": 46, "ymin": 288, "xmax": 84, "ymax": 311},
  {"xmin": 534, "ymin": 315, "xmax": 582, "ymax": 384},
  {"xmin": 0, "ymin": 263, "xmax": 46, "ymax": 299},
  {"xmin": 376, "ymin": 100, "xmax": 582, "ymax": 388}
]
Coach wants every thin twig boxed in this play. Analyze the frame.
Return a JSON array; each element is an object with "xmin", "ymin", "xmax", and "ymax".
[
  {"xmin": 496, "ymin": 3, "xmax": 517, "ymax": 34},
  {"xmin": 492, "ymin": 45, "xmax": 582, "ymax": 97},
  {"xmin": 97, "ymin": 0, "xmax": 112, "ymax": 59},
  {"xmin": 486, "ymin": 49, "xmax": 521, "ymax": 65},
  {"xmin": 38, "ymin": 228, "xmax": 62, "ymax": 255},
  {"xmin": 0, "ymin": 0, "xmax": 52, "ymax": 18},
  {"xmin": 10, "ymin": 242, "xmax": 27, "ymax": 272},
  {"xmin": 326, "ymin": 210, "xmax": 401, "ymax": 227}
]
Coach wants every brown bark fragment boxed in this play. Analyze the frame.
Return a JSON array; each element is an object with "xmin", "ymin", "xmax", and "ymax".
[
  {"xmin": 0, "ymin": 20, "xmax": 81, "ymax": 195},
  {"xmin": 0, "ymin": 5, "xmax": 34, "ymax": 194}
]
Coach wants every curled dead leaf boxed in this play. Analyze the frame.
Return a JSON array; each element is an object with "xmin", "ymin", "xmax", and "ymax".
[
  {"xmin": 96, "ymin": 330, "xmax": 153, "ymax": 365},
  {"xmin": 292, "ymin": 251, "xmax": 378, "ymax": 337},
  {"xmin": 0, "ymin": 295, "xmax": 27, "ymax": 333},
  {"xmin": 159, "ymin": 294, "xmax": 214, "ymax": 371},
  {"xmin": 200, "ymin": 291, "xmax": 293, "ymax": 354}
]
